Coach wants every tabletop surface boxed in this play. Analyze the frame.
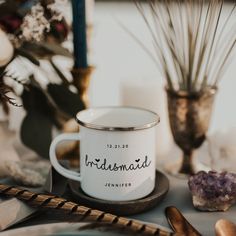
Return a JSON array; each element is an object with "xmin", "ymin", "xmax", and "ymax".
[
  {"xmin": 1, "ymin": 172, "xmax": 236, "ymax": 236},
  {"xmin": 135, "ymin": 173, "xmax": 236, "ymax": 236}
]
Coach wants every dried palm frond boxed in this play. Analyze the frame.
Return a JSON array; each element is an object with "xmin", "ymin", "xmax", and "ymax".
[
  {"xmin": 134, "ymin": 0, "xmax": 236, "ymax": 92},
  {"xmin": 0, "ymin": 184, "xmax": 174, "ymax": 236}
]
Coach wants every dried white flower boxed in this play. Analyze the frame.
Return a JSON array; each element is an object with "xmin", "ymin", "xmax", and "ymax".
[
  {"xmin": 7, "ymin": 34, "xmax": 21, "ymax": 48},
  {"xmin": 21, "ymin": 3, "xmax": 50, "ymax": 42},
  {"xmin": 47, "ymin": 0, "xmax": 67, "ymax": 21}
]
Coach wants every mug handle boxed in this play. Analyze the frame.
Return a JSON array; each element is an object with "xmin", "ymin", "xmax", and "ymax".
[{"xmin": 49, "ymin": 133, "xmax": 82, "ymax": 181}]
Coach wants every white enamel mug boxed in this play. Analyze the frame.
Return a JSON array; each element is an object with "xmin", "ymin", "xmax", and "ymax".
[{"xmin": 50, "ymin": 107, "xmax": 160, "ymax": 201}]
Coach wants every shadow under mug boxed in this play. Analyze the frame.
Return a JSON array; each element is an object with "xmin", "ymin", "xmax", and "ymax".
[{"xmin": 50, "ymin": 106, "xmax": 160, "ymax": 201}]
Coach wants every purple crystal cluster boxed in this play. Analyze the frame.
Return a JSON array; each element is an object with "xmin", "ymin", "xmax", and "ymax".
[{"xmin": 188, "ymin": 171, "xmax": 236, "ymax": 211}]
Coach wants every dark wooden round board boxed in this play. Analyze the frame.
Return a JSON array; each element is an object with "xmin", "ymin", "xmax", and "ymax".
[{"xmin": 69, "ymin": 170, "xmax": 169, "ymax": 216}]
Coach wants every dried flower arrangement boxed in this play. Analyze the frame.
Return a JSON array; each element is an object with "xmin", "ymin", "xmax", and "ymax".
[
  {"xmin": 128, "ymin": 0, "xmax": 236, "ymax": 92},
  {"xmin": 0, "ymin": 0, "xmax": 85, "ymax": 158}
]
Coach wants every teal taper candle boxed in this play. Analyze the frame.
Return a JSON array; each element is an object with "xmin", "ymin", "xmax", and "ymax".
[{"xmin": 72, "ymin": 0, "xmax": 88, "ymax": 68}]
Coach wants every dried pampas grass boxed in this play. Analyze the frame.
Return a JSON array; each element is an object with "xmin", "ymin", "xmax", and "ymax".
[{"xmin": 123, "ymin": 0, "xmax": 236, "ymax": 92}]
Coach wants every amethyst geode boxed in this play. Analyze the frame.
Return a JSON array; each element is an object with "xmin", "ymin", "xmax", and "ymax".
[{"xmin": 188, "ymin": 171, "xmax": 236, "ymax": 211}]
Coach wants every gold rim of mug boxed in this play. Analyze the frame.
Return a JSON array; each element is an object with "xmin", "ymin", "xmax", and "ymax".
[{"xmin": 75, "ymin": 106, "xmax": 160, "ymax": 131}]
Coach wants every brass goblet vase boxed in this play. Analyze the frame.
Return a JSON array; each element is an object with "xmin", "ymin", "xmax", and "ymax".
[{"xmin": 166, "ymin": 86, "xmax": 217, "ymax": 175}]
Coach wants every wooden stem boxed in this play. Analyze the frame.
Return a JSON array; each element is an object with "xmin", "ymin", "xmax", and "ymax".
[
  {"xmin": 0, "ymin": 184, "xmax": 176, "ymax": 236},
  {"xmin": 179, "ymin": 150, "xmax": 194, "ymax": 175}
]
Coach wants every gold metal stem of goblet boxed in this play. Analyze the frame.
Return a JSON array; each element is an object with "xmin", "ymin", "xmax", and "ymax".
[
  {"xmin": 71, "ymin": 66, "xmax": 94, "ymax": 108},
  {"xmin": 180, "ymin": 150, "xmax": 194, "ymax": 175}
]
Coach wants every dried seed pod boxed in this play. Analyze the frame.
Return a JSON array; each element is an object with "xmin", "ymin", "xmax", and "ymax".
[{"xmin": 215, "ymin": 219, "xmax": 236, "ymax": 236}]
